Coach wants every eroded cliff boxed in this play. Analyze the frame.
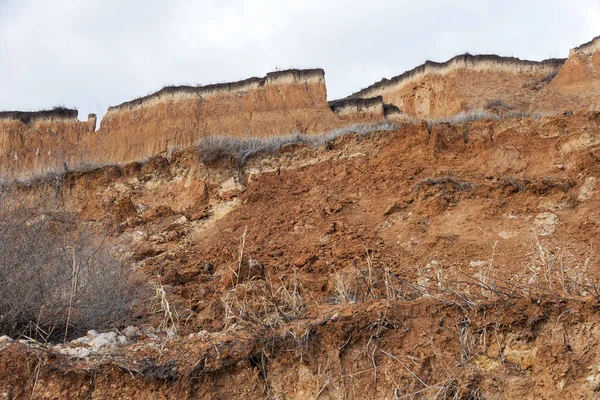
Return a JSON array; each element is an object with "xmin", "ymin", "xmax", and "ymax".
[
  {"xmin": 0, "ymin": 69, "xmax": 386, "ymax": 180},
  {"xmin": 0, "ymin": 110, "xmax": 96, "ymax": 180},
  {"xmin": 91, "ymin": 69, "xmax": 354, "ymax": 166},
  {"xmin": 346, "ymin": 54, "xmax": 565, "ymax": 119},
  {"xmin": 2, "ymin": 36, "xmax": 600, "ymax": 181},
  {"xmin": 532, "ymin": 36, "xmax": 600, "ymax": 112}
]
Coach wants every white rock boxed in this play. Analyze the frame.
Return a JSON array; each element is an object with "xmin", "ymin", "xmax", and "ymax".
[
  {"xmin": 0, "ymin": 336, "xmax": 12, "ymax": 345},
  {"xmin": 469, "ymin": 261, "xmax": 488, "ymax": 268},
  {"xmin": 87, "ymin": 330, "xmax": 99, "ymax": 338},
  {"xmin": 534, "ymin": 212, "xmax": 559, "ymax": 236},
  {"xmin": 72, "ymin": 336, "xmax": 91, "ymax": 345},
  {"xmin": 122, "ymin": 326, "xmax": 140, "ymax": 338},
  {"xmin": 60, "ymin": 347, "xmax": 91, "ymax": 358},
  {"xmin": 175, "ymin": 215, "xmax": 188, "ymax": 225},
  {"xmin": 498, "ymin": 231, "xmax": 518, "ymax": 239},
  {"xmin": 117, "ymin": 335, "xmax": 128, "ymax": 346},
  {"xmin": 89, "ymin": 332, "xmax": 118, "ymax": 350},
  {"xmin": 578, "ymin": 177, "xmax": 597, "ymax": 202}
]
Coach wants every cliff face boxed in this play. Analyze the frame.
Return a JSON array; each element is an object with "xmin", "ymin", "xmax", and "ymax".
[
  {"xmin": 328, "ymin": 96, "xmax": 386, "ymax": 122},
  {"xmin": 0, "ymin": 111, "xmax": 96, "ymax": 180},
  {"xmin": 532, "ymin": 36, "xmax": 600, "ymax": 112},
  {"xmin": 91, "ymin": 69, "xmax": 347, "ymax": 165},
  {"xmin": 2, "ymin": 36, "xmax": 600, "ymax": 180},
  {"xmin": 346, "ymin": 55, "xmax": 565, "ymax": 119},
  {"xmin": 0, "ymin": 70, "xmax": 384, "ymax": 179}
]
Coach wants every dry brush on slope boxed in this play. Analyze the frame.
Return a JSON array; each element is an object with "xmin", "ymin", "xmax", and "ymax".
[{"xmin": 0, "ymin": 198, "xmax": 143, "ymax": 342}]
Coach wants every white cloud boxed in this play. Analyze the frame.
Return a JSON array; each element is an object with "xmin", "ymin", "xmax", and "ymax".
[{"xmin": 0, "ymin": 0, "xmax": 596, "ymax": 121}]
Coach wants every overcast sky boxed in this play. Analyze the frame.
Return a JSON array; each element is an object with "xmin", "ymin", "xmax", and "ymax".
[{"xmin": 0, "ymin": 0, "xmax": 598, "ymax": 121}]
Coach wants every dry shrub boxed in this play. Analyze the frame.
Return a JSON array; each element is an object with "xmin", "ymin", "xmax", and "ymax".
[
  {"xmin": 0, "ymin": 200, "xmax": 140, "ymax": 342},
  {"xmin": 427, "ymin": 109, "xmax": 553, "ymax": 128},
  {"xmin": 196, "ymin": 122, "xmax": 401, "ymax": 165}
]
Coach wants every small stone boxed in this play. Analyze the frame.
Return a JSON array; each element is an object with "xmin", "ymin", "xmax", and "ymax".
[
  {"xmin": 72, "ymin": 336, "xmax": 91, "ymax": 345},
  {"xmin": 89, "ymin": 332, "xmax": 118, "ymax": 350},
  {"xmin": 498, "ymin": 231, "xmax": 518, "ymax": 239},
  {"xmin": 0, "ymin": 336, "xmax": 12, "ymax": 345},
  {"xmin": 534, "ymin": 212, "xmax": 559, "ymax": 236},
  {"xmin": 60, "ymin": 347, "xmax": 91, "ymax": 358},
  {"xmin": 578, "ymin": 177, "xmax": 596, "ymax": 202},
  {"xmin": 325, "ymin": 222, "xmax": 337, "ymax": 234},
  {"xmin": 122, "ymin": 326, "xmax": 140, "ymax": 338},
  {"xmin": 292, "ymin": 254, "xmax": 316, "ymax": 267},
  {"xmin": 469, "ymin": 261, "xmax": 488, "ymax": 268},
  {"xmin": 383, "ymin": 202, "xmax": 401, "ymax": 216}
]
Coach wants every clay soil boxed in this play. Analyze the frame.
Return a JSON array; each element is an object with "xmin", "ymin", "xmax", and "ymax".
[{"xmin": 1, "ymin": 113, "xmax": 600, "ymax": 399}]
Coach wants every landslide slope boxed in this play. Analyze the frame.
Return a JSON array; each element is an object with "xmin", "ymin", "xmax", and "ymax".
[{"xmin": 1, "ymin": 112, "xmax": 600, "ymax": 399}]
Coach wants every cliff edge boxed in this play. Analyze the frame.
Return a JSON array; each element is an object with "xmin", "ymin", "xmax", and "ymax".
[
  {"xmin": 345, "ymin": 54, "xmax": 565, "ymax": 119},
  {"xmin": 531, "ymin": 36, "xmax": 600, "ymax": 112}
]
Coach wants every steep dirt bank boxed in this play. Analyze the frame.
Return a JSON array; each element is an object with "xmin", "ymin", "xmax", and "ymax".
[
  {"xmin": 91, "ymin": 69, "xmax": 364, "ymax": 166},
  {"xmin": 0, "ymin": 70, "xmax": 385, "ymax": 180},
  {"xmin": 532, "ymin": 36, "xmax": 600, "ymax": 113},
  {"xmin": 2, "ymin": 35, "xmax": 599, "ymax": 182},
  {"xmin": 1, "ymin": 112, "xmax": 600, "ymax": 398},
  {"xmin": 345, "ymin": 55, "xmax": 565, "ymax": 119},
  {"xmin": 345, "ymin": 35, "xmax": 600, "ymax": 120},
  {"xmin": 0, "ymin": 110, "xmax": 96, "ymax": 180}
]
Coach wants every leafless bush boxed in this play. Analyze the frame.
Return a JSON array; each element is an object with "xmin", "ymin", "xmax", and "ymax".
[
  {"xmin": 427, "ymin": 109, "xmax": 554, "ymax": 128},
  {"xmin": 196, "ymin": 122, "xmax": 401, "ymax": 165},
  {"xmin": 221, "ymin": 268, "xmax": 305, "ymax": 333},
  {"xmin": 0, "ymin": 200, "xmax": 139, "ymax": 342},
  {"xmin": 415, "ymin": 176, "xmax": 473, "ymax": 193}
]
